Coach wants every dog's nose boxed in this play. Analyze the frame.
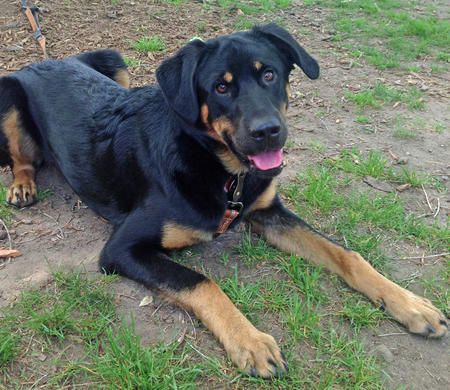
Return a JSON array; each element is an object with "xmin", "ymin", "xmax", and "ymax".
[{"xmin": 250, "ymin": 120, "xmax": 281, "ymax": 141}]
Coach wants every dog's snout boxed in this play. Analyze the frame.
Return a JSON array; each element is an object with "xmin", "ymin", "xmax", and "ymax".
[{"xmin": 250, "ymin": 120, "xmax": 281, "ymax": 141}]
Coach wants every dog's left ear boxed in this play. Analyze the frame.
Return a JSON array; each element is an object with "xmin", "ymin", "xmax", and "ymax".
[
  {"xmin": 156, "ymin": 39, "xmax": 206, "ymax": 124},
  {"xmin": 253, "ymin": 23, "xmax": 319, "ymax": 79}
]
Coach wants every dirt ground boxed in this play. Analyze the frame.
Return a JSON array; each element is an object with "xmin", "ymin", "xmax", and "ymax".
[{"xmin": 0, "ymin": 0, "xmax": 449, "ymax": 389}]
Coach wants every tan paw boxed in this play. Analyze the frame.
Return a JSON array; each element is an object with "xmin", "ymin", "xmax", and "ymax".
[
  {"xmin": 225, "ymin": 328, "xmax": 287, "ymax": 378},
  {"xmin": 7, "ymin": 180, "xmax": 37, "ymax": 208},
  {"xmin": 384, "ymin": 287, "xmax": 448, "ymax": 338}
]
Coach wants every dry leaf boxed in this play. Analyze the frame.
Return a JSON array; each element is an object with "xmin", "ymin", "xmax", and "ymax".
[
  {"xmin": 139, "ymin": 295, "xmax": 154, "ymax": 307},
  {"xmin": 396, "ymin": 183, "xmax": 411, "ymax": 192}
]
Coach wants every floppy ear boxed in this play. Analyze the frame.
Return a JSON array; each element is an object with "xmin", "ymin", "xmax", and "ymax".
[
  {"xmin": 156, "ymin": 39, "xmax": 206, "ymax": 124},
  {"xmin": 253, "ymin": 23, "xmax": 319, "ymax": 80}
]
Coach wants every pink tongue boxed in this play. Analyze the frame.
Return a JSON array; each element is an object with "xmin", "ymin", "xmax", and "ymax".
[{"xmin": 248, "ymin": 149, "xmax": 283, "ymax": 170}]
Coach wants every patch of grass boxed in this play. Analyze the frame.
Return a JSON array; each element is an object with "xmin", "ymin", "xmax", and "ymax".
[
  {"xmin": 435, "ymin": 52, "xmax": 450, "ymax": 62},
  {"xmin": 280, "ymin": 256, "xmax": 326, "ymax": 305},
  {"xmin": 356, "ymin": 115, "xmax": 371, "ymax": 124},
  {"xmin": 306, "ymin": 0, "xmax": 450, "ymax": 70},
  {"xmin": 123, "ymin": 56, "xmax": 141, "ymax": 68},
  {"xmin": 37, "ymin": 188, "xmax": 54, "ymax": 201},
  {"xmin": 422, "ymin": 259, "xmax": 450, "ymax": 315},
  {"xmin": 309, "ymin": 139, "xmax": 326, "ymax": 153},
  {"xmin": 392, "ymin": 114, "xmax": 418, "ymax": 139},
  {"xmin": 318, "ymin": 330, "xmax": 382, "ymax": 388},
  {"xmin": 195, "ymin": 21, "xmax": 207, "ymax": 34},
  {"xmin": 0, "ymin": 271, "xmax": 206, "ymax": 387},
  {"xmin": 236, "ymin": 231, "xmax": 278, "ymax": 266},
  {"xmin": 0, "ymin": 185, "xmax": 13, "ymax": 223},
  {"xmin": 234, "ymin": 16, "xmax": 255, "ymax": 30},
  {"xmin": 339, "ymin": 295, "xmax": 384, "ymax": 331},
  {"xmin": 0, "ymin": 329, "xmax": 18, "ymax": 369},
  {"xmin": 219, "ymin": 268, "xmax": 266, "ymax": 321},
  {"xmin": 327, "ymin": 148, "xmax": 432, "ymax": 188},
  {"xmin": 132, "ymin": 36, "xmax": 166, "ymax": 52},
  {"xmin": 345, "ymin": 82, "xmax": 424, "ymax": 110},
  {"xmin": 284, "ymin": 156, "xmax": 449, "ymax": 255},
  {"xmin": 395, "ymin": 167, "xmax": 430, "ymax": 188},
  {"xmin": 393, "ymin": 127, "xmax": 417, "ymax": 139},
  {"xmin": 162, "ymin": 0, "xmax": 185, "ymax": 5},
  {"xmin": 78, "ymin": 324, "xmax": 201, "ymax": 389},
  {"xmin": 432, "ymin": 122, "xmax": 446, "ymax": 134},
  {"xmin": 216, "ymin": 0, "xmax": 291, "ymax": 15},
  {"xmin": 329, "ymin": 149, "xmax": 389, "ymax": 179}
]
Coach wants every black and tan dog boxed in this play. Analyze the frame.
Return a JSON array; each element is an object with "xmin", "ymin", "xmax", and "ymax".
[{"xmin": 0, "ymin": 24, "xmax": 447, "ymax": 377}]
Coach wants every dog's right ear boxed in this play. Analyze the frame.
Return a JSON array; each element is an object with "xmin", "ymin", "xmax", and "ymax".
[{"xmin": 156, "ymin": 39, "xmax": 206, "ymax": 124}]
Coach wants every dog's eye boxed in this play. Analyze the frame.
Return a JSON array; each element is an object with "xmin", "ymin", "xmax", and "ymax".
[
  {"xmin": 215, "ymin": 83, "xmax": 228, "ymax": 94},
  {"xmin": 263, "ymin": 70, "xmax": 274, "ymax": 82}
]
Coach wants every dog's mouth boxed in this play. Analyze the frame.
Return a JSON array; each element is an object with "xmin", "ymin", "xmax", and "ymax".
[
  {"xmin": 248, "ymin": 149, "xmax": 284, "ymax": 171},
  {"xmin": 221, "ymin": 132, "xmax": 285, "ymax": 176}
]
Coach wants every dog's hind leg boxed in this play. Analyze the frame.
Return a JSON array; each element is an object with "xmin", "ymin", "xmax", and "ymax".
[{"xmin": 0, "ymin": 77, "xmax": 42, "ymax": 208}]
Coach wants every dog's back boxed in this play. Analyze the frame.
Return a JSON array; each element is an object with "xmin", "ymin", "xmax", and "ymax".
[{"xmin": 0, "ymin": 50, "xmax": 129, "ymax": 207}]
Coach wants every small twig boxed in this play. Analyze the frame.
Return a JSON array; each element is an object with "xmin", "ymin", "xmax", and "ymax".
[
  {"xmin": 40, "ymin": 211, "xmax": 65, "ymax": 238},
  {"xmin": 187, "ymin": 342, "xmax": 216, "ymax": 363},
  {"xmin": 433, "ymin": 198, "xmax": 440, "ymax": 218},
  {"xmin": 0, "ymin": 218, "xmax": 12, "ymax": 250},
  {"xmin": 29, "ymin": 374, "xmax": 48, "ymax": 389},
  {"xmin": 421, "ymin": 185, "xmax": 433, "ymax": 213},
  {"xmin": 377, "ymin": 332, "xmax": 408, "ymax": 337},
  {"xmin": 181, "ymin": 308, "xmax": 197, "ymax": 340},
  {"xmin": 177, "ymin": 328, "xmax": 188, "ymax": 344},
  {"xmin": 319, "ymin": 118, "xmax": 330, "ymax": 132},
  {"xmin": 118, "ymin": 293, "xmax": 137, "ymax": 301},
  {"xmin": 395, "ymin": 252, "xmax": 450, "ymax": 260},
  {"xmin": 424, "ymin": 367, "xmax": 438, "ymax": 381},
  {"xmin": 151, "ymin": 303, "xmax": 164, "ymax": 316}
]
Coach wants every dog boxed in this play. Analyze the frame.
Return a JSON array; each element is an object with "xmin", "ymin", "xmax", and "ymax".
[{"xmin": 0, "ymin": 23, "xmax": 447, "ymax": 378}]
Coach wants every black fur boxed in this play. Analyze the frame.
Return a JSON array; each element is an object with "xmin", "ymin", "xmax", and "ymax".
[{"xmin": 0, "ymin": 25, "xmax": 319, "ymax": 301}]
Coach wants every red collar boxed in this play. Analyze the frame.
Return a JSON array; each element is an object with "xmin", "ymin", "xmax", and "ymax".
[{"xmin": 216, "ymin": 173, "xmax": 246, "ymax": 235}]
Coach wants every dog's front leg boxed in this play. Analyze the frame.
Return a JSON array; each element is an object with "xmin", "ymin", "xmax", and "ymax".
[
  {"xmin": 247, "ymin": 196, "xmax": 448, "ymax": 337},
  {"xmin": 99, "ymin": 213, "xmax": 287, "ymax": 377}
]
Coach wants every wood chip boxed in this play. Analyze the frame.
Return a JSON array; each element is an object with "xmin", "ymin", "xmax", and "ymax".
[{"xmin": 0, "ymin": 248, "xmax": 21, "ymax": 258}]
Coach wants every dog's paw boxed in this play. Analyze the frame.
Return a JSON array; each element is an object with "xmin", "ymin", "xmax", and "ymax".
[
  {"xmin": 225, "ymin": 328, "xmax": 287, "ymax": 378},
  {"xmin": 7, "ymin": 180, "xmax": 37, "ymax": 208},
  {"xmin": 384, "ymin": 287, "xmax": 448, "ymax": 338}
]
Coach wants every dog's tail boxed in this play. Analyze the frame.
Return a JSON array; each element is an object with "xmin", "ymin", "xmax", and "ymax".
[{"xmin": 76, "ymin": 49, "xmax": 130, "ymax": 88}]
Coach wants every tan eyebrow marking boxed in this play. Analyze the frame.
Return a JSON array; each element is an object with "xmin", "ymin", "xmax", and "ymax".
[
  {"xmin": 254, "ymin": 61, "xmax": 263, "ymax": 71},
  {"xmin": 223, "ymin": 72, "xmax": 233, "ymax": 83}
]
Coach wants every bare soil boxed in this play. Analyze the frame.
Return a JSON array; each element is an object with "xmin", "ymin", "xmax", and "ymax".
[{"xmin": 1, "ymin": 1, "xmax": 449, "ymax": 388}]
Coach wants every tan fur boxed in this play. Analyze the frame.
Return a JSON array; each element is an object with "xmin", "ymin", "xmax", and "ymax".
[
  {"xmin": 2, "ymin": 108, "xmax": 40, "ymax": 207},
  {"xmin": 200, "ymin": 103, "xmax": 209, "ymax": 126},
  {"xmin": 211, "ymin": 117, "xmax": 235, "ymax": 136},
  {"xmin": 282, "ymin": 83, "xmax": 291, "ymax": 114},
  {"xmin": 250, "ymin": 221, "xmax": 448, "ymax": 338},
  {"xmin": 254, "ymin": 61, "xmax": 263, "ymax": 71},
  {"xmin": 223, "ymin": 72, "xmax": 233, "ymax": 83},
  {"xmin": 166, "ymin": 280, "xmax": 285, "ymax": 376},
  {"xmin": 199, "ymin": 107, "xmax": 247, "ymax": 173},
  {"xmin": 285, "ymin": 82, "xmax": 291, "ymax": 98},
  {"xmin": 161, "ymin": 223, "xmax": 212, "ymax": 250},
  {"xmin": 248, "ymin": 180, "xmax": 277, "ymax": 212},
  {"xmin": 216, "ymin": 147, "xmax": 248, "ymax": 175},
  {"xmin": 114, "ymin": 69, "xmax": 130, "ymax": 88}
]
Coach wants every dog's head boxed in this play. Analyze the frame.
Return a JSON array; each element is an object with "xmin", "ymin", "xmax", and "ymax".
[{"xmin": 156, "ymin": 23, "xmax": 319, "ymax": 177}]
